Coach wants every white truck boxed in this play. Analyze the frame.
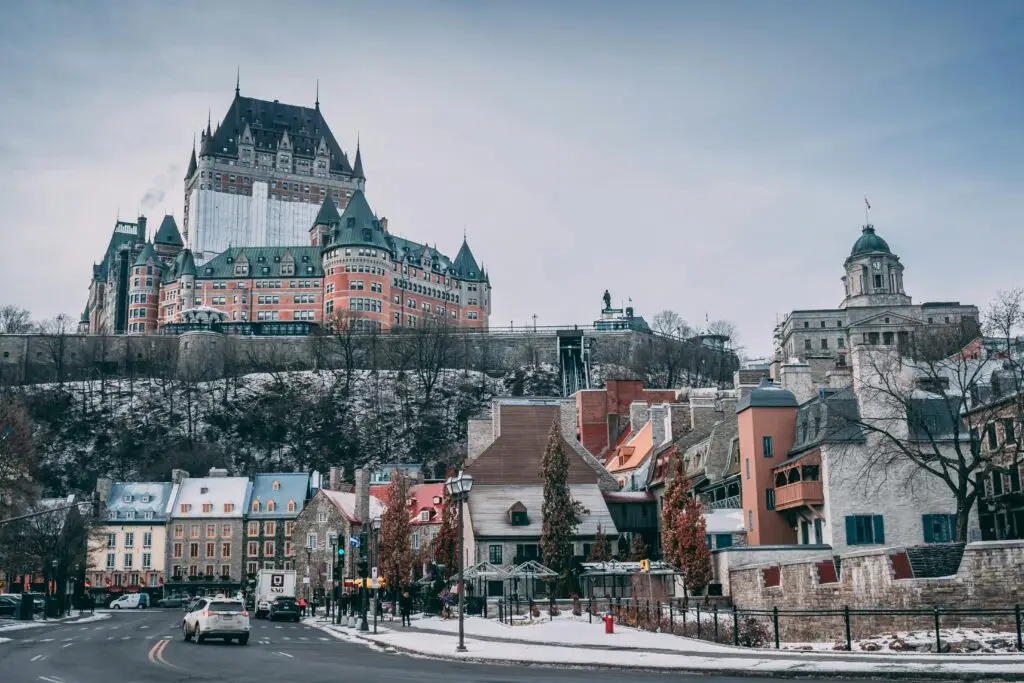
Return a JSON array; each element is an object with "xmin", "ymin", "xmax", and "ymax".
[{"xmin": 254, "ymin": 569, "xmax": 296, "ymax": 619}]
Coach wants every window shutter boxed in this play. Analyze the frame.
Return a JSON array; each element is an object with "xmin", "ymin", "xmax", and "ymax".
[
  {"xmin": 844, "ymin": 516, "xmax": 857, "ymax": 545},
  {"xmin": 872, "ymin": 515, "xmax": 885, "ymax": 544},
  {"xmin": 922, "ymin": 515, "xmax": 934, "ymax": 543}
]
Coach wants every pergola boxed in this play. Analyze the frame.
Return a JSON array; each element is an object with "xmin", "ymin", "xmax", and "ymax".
[
  {"xmin": 508, "ymin": 560, "xmax": 557, "ymax": 602},
  {"xmin": 577, "ymin": 560, "xmax": 681, "ymax": 600},
  {"xmin": 451, "ymin": 562, "xmax": 512, "ymax": 601}
]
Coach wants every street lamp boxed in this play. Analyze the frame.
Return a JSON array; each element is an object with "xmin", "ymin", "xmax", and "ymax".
[
  {"xmin": 444, "ymin": 470, "xmax": 474, "ymax": 653},
  {"xmin": 371, "ymin": 517, "xmax": 381, "ymax": 634},
  {"xmin": 305, "ymin": 547, "xmax": 312, "ymax": 610}
]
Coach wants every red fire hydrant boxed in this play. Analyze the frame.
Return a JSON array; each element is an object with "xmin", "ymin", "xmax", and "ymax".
[{"xmin": 604, "ymin": 612, "xmax": 614, "ymax": 634}]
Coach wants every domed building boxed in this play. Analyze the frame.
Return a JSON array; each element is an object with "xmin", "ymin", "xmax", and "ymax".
[{"xmin": 774, "ymin": 223, "xmax": 979, "ymax": 382}]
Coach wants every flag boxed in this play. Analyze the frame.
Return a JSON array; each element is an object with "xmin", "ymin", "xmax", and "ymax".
[{"xmin": 864, "ymin": 196, "xmax": 871, "ymax": 210}]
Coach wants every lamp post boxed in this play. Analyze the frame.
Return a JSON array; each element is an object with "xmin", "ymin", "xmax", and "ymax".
[
  {"xmin": 305, "ymin": 547, "xmax": 312, "ymax": 611},
  {"xmin": 444, "ymin": 470, "xmax": 474, "ymax": 653},
  {"xmin": 371, "ymin": 517, "xmax": 381, "ymax": 634}
]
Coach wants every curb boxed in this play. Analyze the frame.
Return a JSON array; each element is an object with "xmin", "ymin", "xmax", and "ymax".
[{"xmin": 308, "ymin": 622, "xmax": 1019, "ymax": 681}]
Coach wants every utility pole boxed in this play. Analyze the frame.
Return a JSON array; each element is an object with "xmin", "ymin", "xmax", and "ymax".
[{"xmin": 532, "ymin": 314, "xmax": 537, "ymax": 331}]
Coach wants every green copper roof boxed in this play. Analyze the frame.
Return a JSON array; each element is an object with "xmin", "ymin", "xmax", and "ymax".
[
  {"xmin": 179, "ymin": 249, "xmax": 197, "ymax": 277},
  {"xmin": 197, "ymin": 246, "xmax": 324, "ymax": 279},
  {"xmin": 453, "ymin": 238, "xmax": 483, "ymax": 281},
  {"xmin": 314, "ymin": 196, "xmax": 341, "ymax": 226},
  {"xmin": 850, "ymin": 225, "xmax": 891, "ymax": 257},
  {"xmin": 134, "ymin": 242, "xmax": 160, "ymax": 267},
  {"xmin": 154, "ymin": 215, "xmax": 184, "ymax": 247},
  {"xmin": 323, "ymin": 190, "xmax": 393, "ymax": 255}
]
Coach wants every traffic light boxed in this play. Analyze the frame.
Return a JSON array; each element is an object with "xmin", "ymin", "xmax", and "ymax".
[
  {"xmin": 336, "ymin": 546, "xmax": 345, "ymax": 559},
  {"xmin": 356, "ymin": 558, "xmax": 369, "ymax": 579},
  {"xmin": 639, "ymin": 559, "xmax": 650, "ymax": 573}
]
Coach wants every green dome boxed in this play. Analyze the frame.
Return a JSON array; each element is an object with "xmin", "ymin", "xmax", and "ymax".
[{"xmin": 850, "ymin": 225, "xmax": 891, "ymax": 257}]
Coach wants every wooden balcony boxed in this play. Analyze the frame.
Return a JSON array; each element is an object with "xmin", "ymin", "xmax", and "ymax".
[{"xmin": 774, "ymin": 480, "xmax": 824, "ymax": 511}]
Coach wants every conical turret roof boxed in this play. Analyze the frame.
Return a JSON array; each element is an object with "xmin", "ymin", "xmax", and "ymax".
[
  {"xmin": 314, "ymin": 196, "xmax": 341, "ymax": 226},
  {"xmin": 453, "ymin": 238, "xmax": 483, "ymax": 281},
  {"xmin": 154, "ymin": 215, "xmax": 184, "ymax": 247},
  {"xmin": 179, "ymin": 249, "xmax": 197, "ymax": 277},
  {"xmin": 134, "ymin": 242, "xmax": 160, "ymax": 267}
]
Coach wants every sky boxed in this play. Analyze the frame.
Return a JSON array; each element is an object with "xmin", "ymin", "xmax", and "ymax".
[{"xmin": 1, "ymin": 0, "xmax": 1022, "ymax": 358}]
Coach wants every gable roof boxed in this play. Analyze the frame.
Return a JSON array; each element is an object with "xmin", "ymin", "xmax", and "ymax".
[
  {"xmin": 202, "ymin": 94, "xmax": 354, "ymax": 176},
  {"xmin": 467, "ymin": 484, "xmax": 618, "ymax": 538},
  {"xmin": 170, "ymin": 477, "xmax": 250, "ymax": 518},
  {"xmin": 105, "ymin": 483, "xmax": 175, "ymax": 521},
  {"xmin": 321, "ymin": 489, "xmax": 386, "ymax": 524},
  {"xmin": 246, "ymin": 473, "xmax": 310, "ymax": 519},
  {"xmin": 370, "ymin": 482, "xmax": 445, "ymax": 526},
  {"xmin": 465, "ymin": 402, "xmax": 611, "ymax": 487},
  {"xmin": 606, "ymin": 421, "xmax": 654, "ymax": 474}
]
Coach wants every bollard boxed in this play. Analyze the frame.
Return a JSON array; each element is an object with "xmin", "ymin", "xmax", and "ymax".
[
  {"xmin": 696, "ymin": 605, "xmax": 701, "ymax": 639},
  {"xmin": 714, "ymin": 605, "xmax": 719, "ymax": 640},
  {"xmin": 732, "ymin": 604, "xmax": 739, "ymax": 646},
  {"xmin": 773, "ymin": 606, "xmax": 780, "ymax": 649},
  {"xmin": 844, "ymin": 605, "xmax": 852, "ymax": 651},
  {"xmin": 1016, "ymin": 604, "xmax": 1023, "ymax": 652},
  {"xmin": 934, "ymin": 607, "xmax": 941, "ymax": 653}
]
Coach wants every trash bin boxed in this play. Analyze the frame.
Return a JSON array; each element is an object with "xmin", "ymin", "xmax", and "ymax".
[
  {"xmin": 18, "ymin": 594, "xmax": 34, "ymax": 621},
  {"xmin": 46, "ymin": 597, "xmax": 60, "ymax": 619}
]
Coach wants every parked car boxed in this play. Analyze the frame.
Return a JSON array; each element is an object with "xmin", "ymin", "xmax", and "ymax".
[
  {"xmin": 182, "ymin": 596, "xmax": 250, "ymax": 645},
  {"xmin": 158, "ymin": 594, "xmax": 188, "ymax": 608},
  {"xmin": 110, "ymin": 593, "xmax": 148, "ymax": 609},
  {"xmin": 0, "ymin": 596, "xmax": 18, "ymax": 618},
  {"xmin": 267, "ymin": 596, "xmax": 300, "ymax": 622}
]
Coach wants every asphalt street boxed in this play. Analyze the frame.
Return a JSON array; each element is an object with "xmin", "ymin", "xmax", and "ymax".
[{"xmin": 0, "ymin": 610, "xmax": 892, "ymax": 683}]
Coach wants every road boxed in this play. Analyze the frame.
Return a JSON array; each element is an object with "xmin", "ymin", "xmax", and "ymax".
[{"xmin": 0, "ymin": 610, "xmax": 890, "ymax": 683}]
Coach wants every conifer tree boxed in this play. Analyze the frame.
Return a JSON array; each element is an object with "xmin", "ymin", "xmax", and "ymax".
[
  {"xmin": 540, "ymin": 418, "xmax": 587, "ymax": 594},
  {"xmin": 588, "ymin": 523, "xmax": 611, "ymax": 562},
  {"xmin": 379, "ymin": 471, "xmax": 414, "ymax": 592},
  {"xmin": 628, "ymin": 533, "xmax": 648, "ymax": 561}
]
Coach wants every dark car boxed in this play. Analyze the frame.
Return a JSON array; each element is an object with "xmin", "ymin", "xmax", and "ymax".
[
  {"xmin": 158, "ymin": 594, "xmax": 188, "ymax": 608},
  {"xmin": 268, "ymin": 597, "xmax": 300, "ymax": 622},
  {"xmin": 0, "ymin": 596, "xmax": 18, "ymax": 618}
]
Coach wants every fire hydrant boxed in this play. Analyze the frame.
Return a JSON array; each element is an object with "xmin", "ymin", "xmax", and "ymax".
[{"xmin": 604, "ymin": 612, "xmax": 614, "ymax": 634}]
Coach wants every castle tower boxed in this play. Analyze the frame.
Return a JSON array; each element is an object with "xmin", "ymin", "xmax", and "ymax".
[
  {"xmin": 127, "ymin": 243, "xmax": 163, "ymax": 334},
  {"xmin": 153, "ymin": 215, "xmax": 185, "ymax": 261},
  {"xmin": 309, "ymin": 195, "xmax": 341, "ymax": 247},
  {"xmin": 452, "ymin": 237, "xmax": 491, "ymax": 329},
  {"xmin": 321, "ymin": 190, "xmax": 393, "ymax": 331},
  {"xmin": 839, "ymin": 225, "xmax": 911, "ymax": 309}
]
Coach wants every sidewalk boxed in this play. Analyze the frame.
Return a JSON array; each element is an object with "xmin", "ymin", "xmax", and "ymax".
[
  {"xmin": 304, "ymin": 614, "xmax": 1024, "ymax": 680},
  {"xmin": 0, "ymin": 612, "xmax": 109, "ymax": 633}
]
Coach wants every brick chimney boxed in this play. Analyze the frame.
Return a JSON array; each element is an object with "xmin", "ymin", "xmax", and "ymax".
[
  {"xmin": 208, "ymin": 467, "xmax": 228, "ymax": 478},
  {"xmin": 329, "ymin": 466, "xmax": 345, "ymax": 491},
  {"xmin": 171, "ymin": 469, "xmax": 190, "ymax": 485},
  {"xmin": 779, "ymin": 358, "xmax": 814, "ymax": 405}
]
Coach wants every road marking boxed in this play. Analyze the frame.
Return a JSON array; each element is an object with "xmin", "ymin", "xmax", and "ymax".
[
  {"xmin": 281, "ymin": 636, "xmax": 291, "ymax": 640},
  {"xmin": 148, "ymin": 638, "xmax": 182, "ymax": 670},
  {"xmin": 61, "ymin": 638, "xmax": 73, "ymax": 641},
  {"xmin": 273, "ymin": 651, "xmax": 294, "ymax": 658},
  {"xmin": 122, "ymin": 636, "xmax": 131, "ymax": 640},
  {"xmin": 139, "ymin": 625, "xmax": 149, "ymax": 629},
  {"xmin": 38, "ymin": 676, "xmax": 64, "ymax": 683},
  {"xmin": 31, "ymin": 654, "xmax": 44, "ymax": 661},
  {"xmin": 61, "ymin": 643, "xmax": 73, "ymax": 649},
  {"xmin": 39, "ymin": 638, "xmax": 53, "ymax": 643},
  {"xmin": 319, "ymin": 637, "xmax": 328, "ymax": 641}
]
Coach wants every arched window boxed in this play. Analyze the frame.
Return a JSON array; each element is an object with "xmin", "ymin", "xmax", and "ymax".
[
  {"xmin": 251, "ymin": 500, "xmax": 260, "ymax": 512},
  {"xmin": 272, "ymin": 481, "xmax": 280, "ymax": 491},
  {"xmin": 287, "ymin": 500, "xmax": 296, "ymax": 513},
  {"xmin": 267, "ymin": 500, "xmax": 276, "ymax": 512}
]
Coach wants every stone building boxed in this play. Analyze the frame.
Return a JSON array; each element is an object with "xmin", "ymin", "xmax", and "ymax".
[
  {"xmin": 774, "ymin": 223, "xmax": 979, "ymax": 382},
  {"xmin": 242, "ymin": 473, "xmax": 311, "ymax": 575},
  {"xmin": 164, "ymin": 469, "xmax": 250, "ymax": 595}
]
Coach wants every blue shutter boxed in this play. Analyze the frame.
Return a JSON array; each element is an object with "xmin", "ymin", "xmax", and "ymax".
[
  {"xmin": 845, "ymin": 516, "xmax": 857, "ymax": 545},
  {"xmin": 872, "ymin": 515, "xmax": 885, "ymax": 544},
  {"xmin": 922, "ymin": 515, "xmax": 934, "ymax": 543}
]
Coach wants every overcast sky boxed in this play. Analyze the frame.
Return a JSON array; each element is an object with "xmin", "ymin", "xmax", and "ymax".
[{"xmin": 1, "ymin": 0, "xmax": 1022, "ymax": 357}]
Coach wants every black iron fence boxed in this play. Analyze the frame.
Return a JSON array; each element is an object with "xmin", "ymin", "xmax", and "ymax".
[{"xmin": 489, "ymin": 596, "xmax": 1024, "ymax": 653}]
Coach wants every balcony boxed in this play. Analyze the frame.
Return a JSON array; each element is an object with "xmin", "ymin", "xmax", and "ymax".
[
  {"xmin": 774, "ymin": 480, "xmax": 824, "ymax": 511},
  {"xmin": 705, "ymin": 495, "xmax": 741, "ymax": 511}
]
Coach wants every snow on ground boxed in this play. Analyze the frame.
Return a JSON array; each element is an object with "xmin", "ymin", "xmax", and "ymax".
[
  {"xmin": 0, "ymin": 612, "xmax": 109, "ymax": 633},
  {"xmin": 308, "ymin": 621, "xmax": 1024, "ymax": 678},
  {"xmin": 410, "ymin": 614, "xmax": 737, "ymax": 653},
  {"xmin": 783, "ymin": 627, "xmax": 1022, "ymax": 654}
]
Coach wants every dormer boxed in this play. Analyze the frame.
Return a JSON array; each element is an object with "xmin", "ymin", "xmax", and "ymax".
[
  {"xmin": 280, "ymin": 252, "xmax": 295, "ymax": 276},
  {"xmin": 314, "ymin": 136, "xmax": 330, "ymax": 177},
  {"xmin": 272, "ymin": 480, "xmax": 281, "ymax": 491},
  {"xmin": 507, "ymin": 501, "xmax": 529, "ymax": 526},
  {"xmin": 123, "ymin": 494, "xmax": 134, "ymax": 503},
  {"xmin": 251, "ymin": 500, "xmax": 261, "ymax": 513},
  {"xmin": 238, "ymin": 123, "xmax": 255, "ymax": 164},
  {"xmin": 277, "ymin": 131, "xmax": 293, "ymax": 172}
]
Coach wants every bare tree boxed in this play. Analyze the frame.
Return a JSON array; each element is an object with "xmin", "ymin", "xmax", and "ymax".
[
  {"xmin": 405, "ymin": 314, "xmax": 454, "ymax": 403},
  {"xmin": 833, "ymin": 313, "xmax": 1020, "ymax": 542},
  {"xmin": 37, "ymin": 314, "xmax": 74, "ymax": 385},
  {"xmin": 0, "ymin": 398, "xmax": 37, "ymax": 515},
  {"xmin": 651, "ymin": 310, "xmax": 692, "ymax": 339},
  {"xmin": 0, "ymin": 305, "xmax": 33, "ymax": 334}
]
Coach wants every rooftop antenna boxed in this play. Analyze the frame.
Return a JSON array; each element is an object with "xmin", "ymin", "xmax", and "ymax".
[{"xmin": 864, "ymin": 195, "xmax": 871, "ymax": 226}]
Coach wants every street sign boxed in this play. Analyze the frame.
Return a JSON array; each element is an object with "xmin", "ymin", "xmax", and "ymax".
[
  {"xmin": 302, "ymin": 577, "xmax": 310, "ymax": 584},
  {"xmin": 350, "ymin": 536, "xmax": 360, "ymax": 548},
  {"xmin": 371, "ymin": 567, "xmax": 378, "ymax": 580}
]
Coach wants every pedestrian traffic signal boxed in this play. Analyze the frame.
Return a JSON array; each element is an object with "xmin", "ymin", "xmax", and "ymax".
[{"xmin": 639, "ymin": 559, "xmax": 650, "ymax": 573}]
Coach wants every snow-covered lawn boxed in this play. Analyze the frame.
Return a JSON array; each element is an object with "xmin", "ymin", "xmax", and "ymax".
[
  {"xmin": 783, "ymin": 627, "xmax": 1022, "ymax": 654},
  {"xmin": 409, "ymin": 614, "xmax": 737, "ymax": 653},
  {"xmin": 308, "ymin": 620, "xmax": 1024, "ymax": 678}
]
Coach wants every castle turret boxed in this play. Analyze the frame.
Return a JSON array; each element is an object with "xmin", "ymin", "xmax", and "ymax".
[
  {"xmin": 127, "ymin": 242, "xmax": 163, "ymax": 334},
  {"xmin": 153, "ymin": 215, "xmax": 184, "ymax": 260},
  {"xmin": 352, "ymin": 139, "xmax": 365, "ymax": 190},
  {"xmin": 310, "ymin": 195, "xmax": 341, "ymax": 247}
]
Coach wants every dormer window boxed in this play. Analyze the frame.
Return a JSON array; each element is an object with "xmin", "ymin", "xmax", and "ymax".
[
  {"xmin": 287, "ymin": 500, "xmax": 296, "ymax": 513},
  {"xmin": 141, "ymin": 495, "xmax": 151, "ymax": 503},
  {"xmin": 108, "ymin": 510, "xmax": 117, "ymax": 520},
  {"xmin": 507, "ymin": 502, "xmax": 529, "ymax": 526},
  {"xmin": 125, "ymin": 511, "xmax": 136, "ymax": 520},
  {"xmin": 347, "ymin": 217, "xmax": 356, "ymax": 228},
  {"xmin": 432, "ymin": 496, "xmax": 442, "ymax": 505},
  {"xmin": 251, "ymin": 501, "xmax": 261, "ymax": 513},
  {"xmin": 267, "ymin": 500, "xmax": 276, "ymax": 512},
  {"xmin": 235, "ymin": 264, "xmax": 248, "ymax": 275},
  {"xmin": 123, "ymin": 494, "xmax": 133, "ymax": 503},
  {"xmin": 200, "ymin": 487, "xmax": 209, "ymax": 495},
  {"xmin": 257, "ymin": 256, "xmax": 265, "ymax": 263},
  {"xmin": 419, "ymin": 510, "xmax": 430, "ymax": 522},
  {"xmin": 272, "ymin": 481, "xmax": 280, "ymax": 491}
]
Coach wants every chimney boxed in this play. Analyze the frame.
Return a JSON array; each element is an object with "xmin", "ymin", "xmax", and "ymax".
[
  {"xmin": 329, "ymin": 466, "xmax": 345, "ymax": 492},
  {"xmin": 96, "ymin": 477, "xmax": 113, "ymax": 505},
  {"xmin": 649, "ymin": 404, "xmax": 669, "ymax": 447},
  {"xmin": 379, "ymin": 217, "xmax": 388, "ymax": 233},
  {"xmin": 667, "ymin": 403, "xmax": 690, "ymax": 440},
  {"xmin": 629, "ymin": 401, "xmax": 651, "ymax": 433},
  {"xmin": 137, "ymin": 215, "xmax": 147, "ymax": 241},
  {"xmin": 171, "ymin": 469, "xmax": 189, "ymax": 485},
  {"xmin": 354, "ymin": 468, "xmax": 370, "ymax": 526},
  {"xmin": 779, "ymin": 358, "xmax": 814, "ymax": 405},
  {"xmin": 208, "ymin": 467, "xmax": 229, "ymax": 478}
]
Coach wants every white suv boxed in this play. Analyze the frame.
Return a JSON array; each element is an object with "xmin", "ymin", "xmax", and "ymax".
[{"xmin": 182, "ymin": 596, "xmax": 250, "ymax": 645}]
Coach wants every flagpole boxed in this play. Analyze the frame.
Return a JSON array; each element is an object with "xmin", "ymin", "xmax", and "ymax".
[{"xmin": 864, "ymin": 195, "xmax": 871, "ymax": 225}]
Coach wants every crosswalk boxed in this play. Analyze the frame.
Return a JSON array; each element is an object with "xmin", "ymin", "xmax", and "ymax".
[{"xmin": 14, "ymin": 623, "xmax": 335, "ymax": 646}]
